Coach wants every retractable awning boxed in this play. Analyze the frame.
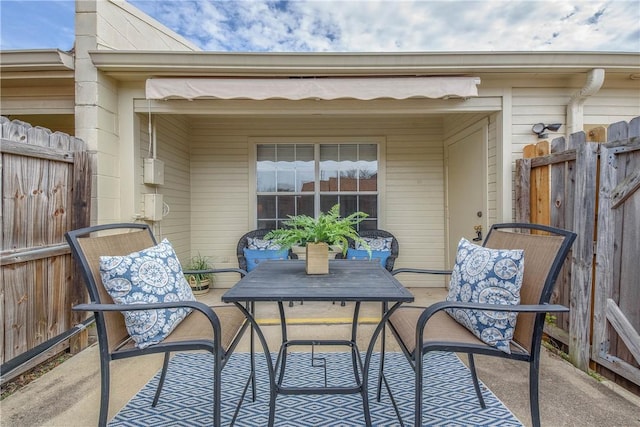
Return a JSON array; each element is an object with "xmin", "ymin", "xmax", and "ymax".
[{"xmin": 145, "ymin": 77, "xmax": 480, "ymax": 101}]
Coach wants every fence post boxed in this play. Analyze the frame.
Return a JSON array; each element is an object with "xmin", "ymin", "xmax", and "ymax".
[
  {"xmin": 515, "ymin": 158, "xmax": 531, "ymax": 223},
  {"xmin": 569, "ymin": 132, "xmax": 598, "ymax": 371},
  {"xmin": 524, "ymin": 141, "xmax": 551, "ymax": 229},
  {"xmin": 69, "ymin": 150, "xmax": 92, "ymax": 354}
]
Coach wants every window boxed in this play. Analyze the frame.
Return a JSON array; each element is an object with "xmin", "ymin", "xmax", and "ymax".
[{"xmin": 256, "ymin": 142, "xmax": 379, "ymax": 230}]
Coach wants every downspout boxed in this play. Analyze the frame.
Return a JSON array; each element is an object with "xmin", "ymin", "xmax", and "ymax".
[{"xmin": 567, "ymin": 68, "xmax": 605, "ymax": 135}]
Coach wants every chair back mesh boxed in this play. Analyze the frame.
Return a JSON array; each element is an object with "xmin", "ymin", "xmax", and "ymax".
[
  {"xmin": 483, "ymin": 229, "xmax": 565, "ymax": 353},
  {"xmin": 75, "ymin": 228, "xmax": 156, "ymax": 353}
]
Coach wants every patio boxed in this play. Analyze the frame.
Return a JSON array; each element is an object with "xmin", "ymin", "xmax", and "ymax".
[{"xmin": 2, "ymin": 287, "xmax": 639, "ymax": 426}]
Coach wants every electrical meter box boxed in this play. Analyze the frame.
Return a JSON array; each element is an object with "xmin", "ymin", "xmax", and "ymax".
[
  {"xmin": 144, "ymin": 158, "xmax": 164, "ymax": 185},
  {"xmin": 144, "ymin": 194, "xmax": 164, "ymax": 221}
]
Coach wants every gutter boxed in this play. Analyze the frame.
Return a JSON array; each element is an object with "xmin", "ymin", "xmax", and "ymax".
[{"xmin": 567, "ymin": 68, "xmax": 605, "ymax": 135}]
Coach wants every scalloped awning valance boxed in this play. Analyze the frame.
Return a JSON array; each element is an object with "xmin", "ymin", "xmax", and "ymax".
[{"xmin": 145, "ymin": 76, "xmax": 480, "ymax": 101}]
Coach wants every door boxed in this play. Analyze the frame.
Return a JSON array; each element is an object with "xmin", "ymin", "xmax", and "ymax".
[{"xmin": 446, "ymin": 124, "xmax": 487, "ymax": 268}]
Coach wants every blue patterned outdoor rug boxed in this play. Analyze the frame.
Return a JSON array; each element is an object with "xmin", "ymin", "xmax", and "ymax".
[{"xmin": 109, "ymin": 351, "xmax": 522, "ymax": 426}]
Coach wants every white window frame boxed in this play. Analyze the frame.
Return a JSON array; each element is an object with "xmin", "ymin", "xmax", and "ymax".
[{"xmin": 249, "ymin": 136, "xmax": 386, "ymax": 228}]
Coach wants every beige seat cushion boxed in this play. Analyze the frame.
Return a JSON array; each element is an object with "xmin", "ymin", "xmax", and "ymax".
[
  {"xmin": 390, "ymin": 308, "xmax": 487, "ymax": 354},
  {"xmin": 162, "ymin": 305, "xmax": 246, "ymax": 352}
]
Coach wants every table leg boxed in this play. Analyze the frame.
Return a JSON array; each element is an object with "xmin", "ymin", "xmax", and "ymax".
[
  {"xmin": 232, "ymin": 302, "xmax": 277, "ymax": 427},
  {"xmin": 350, "ymin": 302, "xmax": 362, "ymax": 385},
  {"xmin": 275, "ymin": 302, "xmax": 288, "ymax": 386},
  {"xmin": 377, "ymin": 301, "xmax": 387, "ymax": 401},
  {"xmin": 363, "ymin": 301, "xmax": 405, "ymax": 427}
]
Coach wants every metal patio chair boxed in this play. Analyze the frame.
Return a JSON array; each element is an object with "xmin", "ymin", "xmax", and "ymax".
[
  {"xmin": 381, "ymin": 223, "xmax": 576, "ymax": 427},
  {"xmin": 236, "ymin": 228, "xmax": 298, "ymax": 271},
  {"xmin": 336, "ymin": 229, "xmax": 399, "ymax": 272},
  {"xmin": 236, "ymin": 228, "xmax": 301, "ymax": 306},
  {"xmin": 66, "ymin": 223, "xmax": 254, "ymax": 427},
  {"xmin": 334, "ymin": 229, "xmax": 399, "ymax": 306}
]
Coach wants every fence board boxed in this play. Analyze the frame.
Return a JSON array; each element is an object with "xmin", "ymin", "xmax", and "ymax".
[
  {"xmin": 569, "ymin": 137, "xmax": 598, "ymax": 371},
  {"xmin": 1, "ymin": 116, "xmax": 90, "ymax": 373},
  {"xmin": 515, "ymin": 158, "xmax": 531, "ymax": 223},
  {"xmin": 592, "ymin": 120, "xmax": 640, "ymax": 386},
  {"xmin": 518, "ymin": 116, "xmax": 640, "ymax": 389},
  {"xmin": 550, "ymin": 137, "xmax": 571, "ymax": 333}
]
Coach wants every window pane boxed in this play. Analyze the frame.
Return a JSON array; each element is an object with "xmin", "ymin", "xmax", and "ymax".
[
  {"xmin": 339, "ymin": 144, "xmax": 358, "ymax": 191},
  {"xmin": 293, "ymin": 145, "xmax": 314, "ymax": 191},
  {"xmin": 359, "ymin": 195, "xmax": 378, "ymax": 217},
  {"xmin": 258, "ymin": 219, "xmax": 277, "ymax": 229},
  {"xmin": 340, "ymin": 195, "xmax": 358, "ymax": 216},
  {"xmin": 298, "ymin": 168, "xmax": 314, "ymax": 192},
  {"xmin": 257, "ymin": 170, "xmax": 276, "ymax": 192},
  {"xmin": 257, "ymin": 144, "xmax": 276, "ymax": 162},
  {"xmin": 359, "ymin": 219, "xmax": 378, "ymax": 231},
  {"xmin": 359, "ymin": 169, "xmax": 377, "ymax": 191},
  {"xmin": 297, "ymin": 195, "xmax": 314, "ymax": 216},
  {"xmin": 277, "ymin": 171, "xmax": 295, "ymax": 192},
  {"xmin": 359, "ymin": 144, "xmax": 377, "ymax": 161},
  {"xmin": 277, "ymin": 195, "xmax": 296, "ymax": 218},
  {"xmin": 257, "ymin": 145, "xmax": 277, "ymax": 192},
  {"xmin": 278, "ymin": 144, "xmax": 295, "ymax": 161},
  {"xmin": 320, "ymin": 145, "xmax": 339, "ymax": 191},
  {"xmin": 320, "ymin": 195, "xmax": 338, "ymax": 213},
  {"xmin": 257, "ymin": 196, "xmax": 276, "ymax": 219},
  {"xmin": 258, "ymin": 142, "xmax": 378, "ymax": 229}
]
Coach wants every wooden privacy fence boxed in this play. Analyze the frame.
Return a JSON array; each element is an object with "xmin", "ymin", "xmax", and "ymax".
[
  {"xmin": 515, "ymin": 116, "xmax": 640, "ymax": 389},
  {"xmin": 0, "ymin": 116, "xmax": 92, "ymax": 383}
]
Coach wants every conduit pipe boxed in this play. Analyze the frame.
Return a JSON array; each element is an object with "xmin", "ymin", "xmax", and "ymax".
[{"xmin": 567, "ymin": 68, "xmax": 605, "ymax": 135}]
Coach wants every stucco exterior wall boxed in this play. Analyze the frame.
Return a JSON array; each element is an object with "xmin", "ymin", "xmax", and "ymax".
[{"xmin": 75, "ymin": 0, "xmax": 200, "ymax": 225}]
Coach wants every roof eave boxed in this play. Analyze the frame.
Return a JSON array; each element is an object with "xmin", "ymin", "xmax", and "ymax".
[
  {"xmin": 0, "ymin": 49, "xmax": 75, "ymax": 72},
  {"xmin": 88, "ymin": 50, "xmax": 640, "ymax": 79}
]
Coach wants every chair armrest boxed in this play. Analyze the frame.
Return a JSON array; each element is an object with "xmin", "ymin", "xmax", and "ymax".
[
  {"xmin": 183, "ymin": 267, "xmax": 247, "ymax": 277},
  {"xmin": 73, "ymin": 300, "xmax": 227, "ymax": 334},
  {"xmin": 391, "ymin": 268, "xmax": 452, "ymax": 276},
  {"xmin": 416, "ymin": 300, "xmax": 568, "ymax": 330}
]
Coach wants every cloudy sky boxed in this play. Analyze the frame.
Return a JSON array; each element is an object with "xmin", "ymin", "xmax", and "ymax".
[{"xmin": 1, "ymin": 0, "xmax": 639, "ymax": 52}]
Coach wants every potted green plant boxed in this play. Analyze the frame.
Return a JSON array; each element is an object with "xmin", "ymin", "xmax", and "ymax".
[
  {"xmin": 265, "ymin": 204, "xmax": 370, "ymax": 274},
  {"xmin": 184, "ymin": 253, "xmax": 214, "ymax": 295}
]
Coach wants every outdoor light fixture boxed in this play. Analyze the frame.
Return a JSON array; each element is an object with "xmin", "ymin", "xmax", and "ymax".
[{"xmin": 532, "ymin": 123, "xmax": 562, "ymax": 138}]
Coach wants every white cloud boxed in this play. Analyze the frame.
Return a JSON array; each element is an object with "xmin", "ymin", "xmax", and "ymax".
[
  {"xmin": 130, "ymin": 0, "xmax": 639, "ymax": 52},
  {"xmin": 1, "ymin": 0, "xmax": 638, "ymax": 52}
]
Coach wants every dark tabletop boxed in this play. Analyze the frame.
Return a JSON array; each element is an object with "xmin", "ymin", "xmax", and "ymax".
[{"xmin": 222, "ymin": 259, "xmax": 414, "ymax": 303}]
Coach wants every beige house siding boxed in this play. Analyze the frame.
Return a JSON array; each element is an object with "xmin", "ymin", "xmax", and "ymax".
[
  {"xmin": 184, "ymin": 116, "xmax": 448, "ymax": 288},
  {"xmin": 583, "ymin": 87, "xmax": 640, "ymax": 124},
  {"xmin": 487, "ymin": 114, "xmax": 498, "ymax": 223},
  {"xmin": 0, "ymin": 85, "xmax": 75, "ymax": 116},
  {"xmin": 139, "ymin": 115, "xmax": 193, "ymax": 261}
]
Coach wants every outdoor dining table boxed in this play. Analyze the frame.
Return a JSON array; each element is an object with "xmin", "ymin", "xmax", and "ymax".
[{"xmin": 221, "ymin": 259, "xmax": 414, "ymax": 427}]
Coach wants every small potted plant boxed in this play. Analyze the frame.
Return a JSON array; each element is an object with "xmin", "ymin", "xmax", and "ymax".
[
  {"xmin": 265, "ymin": 204, "xmax": 370, "ymax": 274},
  {"xmin": 184, "ymin": 253, "xmax": 214, "ymax": 295}
]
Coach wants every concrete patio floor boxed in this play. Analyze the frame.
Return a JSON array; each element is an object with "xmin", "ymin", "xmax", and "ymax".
[{"xmin": 2, "ymin": 287, "xmax": 639, "ymax": 426}]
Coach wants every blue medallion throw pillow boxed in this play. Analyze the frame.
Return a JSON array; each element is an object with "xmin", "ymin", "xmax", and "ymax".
[
  {"xmin": 243, "ymin": 248, "xmax": 289, "ymax": 272},
  {"xmin": 355, "ymin": 237, "xmax": 393, "ymax": 251},
  {"xmin": 346, "ymin": 248, "xmax": 390, "ymax": 268},
  {"xmin": 445, "ymin": 238, "xmax": 524, "ymax": 353},
  {"xmin": 99, "ymin": 239, "xmax": 196, "ymax": 349},
  {"xmin": 247, "ymin": 237, "xmax": 282, "ymax": 250}
]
